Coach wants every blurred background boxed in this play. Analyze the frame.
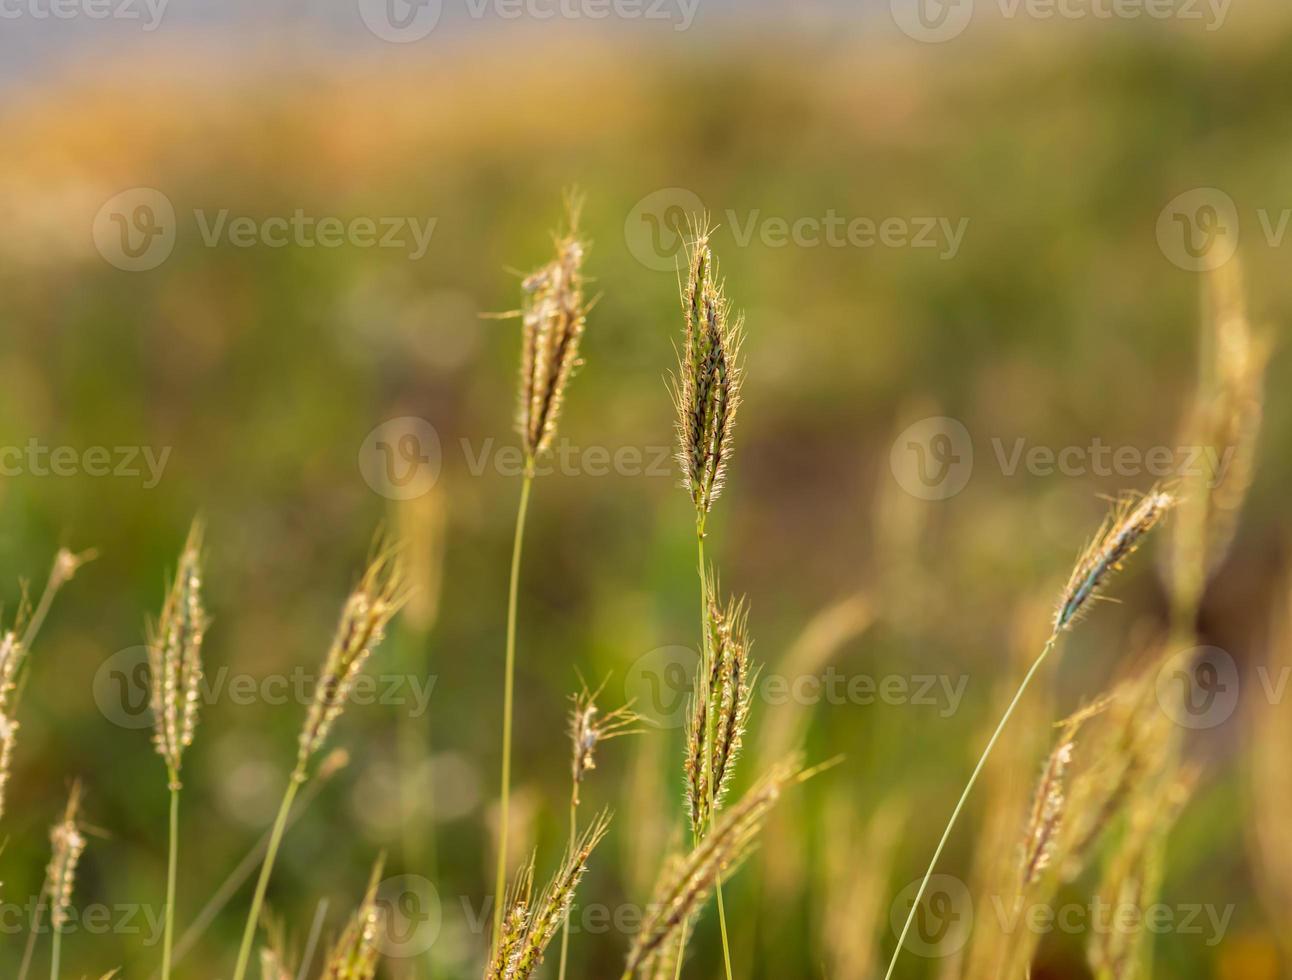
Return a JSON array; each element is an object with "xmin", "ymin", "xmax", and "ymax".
[{"xmin": 0, "ymin": 1, "xmax": 1290, "ymax": 976}]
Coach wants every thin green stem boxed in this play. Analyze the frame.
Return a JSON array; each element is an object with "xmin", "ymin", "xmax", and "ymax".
[
  {"xmin": 49, "ymin": 927, "xmax": 61, "ymax": 980},
  {"xmin": 493, "ymin": 469, "xmax": 534, "ymax": 944},
  {"xmin": 557, "ymin": 795, "xmax": 577, "ymax": 980},
  {"xmin": 162, "ymin": 779, "xmax": 180, "ymax": 980},
  {"xmin": 883, "ymin": 632, "xmax": 1061, "ymax": 980},
  {"xmin": 231, "ymin": 772, "xmax": 303, "ymax": 980}
]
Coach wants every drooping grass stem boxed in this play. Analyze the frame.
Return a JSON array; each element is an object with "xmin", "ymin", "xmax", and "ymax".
[
  {"xmin": 883, "ymin": 632, "xmax": 1061, "ymax": 980},
  {"xmin": 493, "ymin": 466, "xmax": 535, "ymax": 943}
]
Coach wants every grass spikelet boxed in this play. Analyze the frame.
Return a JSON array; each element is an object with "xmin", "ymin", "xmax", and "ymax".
[
  {"xmin": 322, "ymin": 858, "xmax": 386, "ymax": 980},
  {"xmin": 515, "ymin": 194, "xmax": 589, "ymax": 461},
  {"xmin": 47, "ymin": 782, "xmax": 86, "ymax": 932},
  {"xmin": 0, "ymin": 627, "xmax": 24, "ymax": 823},
  {"xmin": 673, "ymin": 222, "xmax": 744, "ymax": 517},
  {"xmin": 488, "ymin": 811, "xmax": 611, "ymax": 980},
  {"xmin": 148, "ymin": 521, "xmax": 208, "ymax": 790},
  {"xmin": 686, "ymin": 589, "xmax": 753, "ymax": 836},
  {"xmin": 623, "ymin": 758, "xmax": 800, "ymax": 978},
  {"xmin": 296, "ymin": 549, "xmax": 404, "ymax": 775},
  {"xmin": 1055, "ymin": 490, "xmax": 1176, "ymax": 632},
  {"xmin": 486, "ymin": 856, "xmax": 535, "ymax": 980}
]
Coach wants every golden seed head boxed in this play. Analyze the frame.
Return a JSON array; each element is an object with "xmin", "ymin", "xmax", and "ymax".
[
  {"xmin": 147, "ymin": 521, "xmax": 207, "ymax": 788},
  {"xmin": 1055, "ymin": 490, "xmax": 1175, "ymax": 632},
  {"xmin": 297, "ymin": 549, "xmax": 404, "ymax": 775},
  {"xmin": 491, "ymin": 811, "xmax": 611, "ymax": 980},
  {"xmin": 47, "ymin": 783, "xmax": 86, "ymax": 930},
  {"xmin": 674, "ymin": 221, "xmax": 744, "ymax": 516},
  {"xmin": 627, "ymin": 758, "xmax": 799, "ymax": 975},
  {"xmin": 515, "ymin": 198, "xmax": 589, "ymax": 462}
]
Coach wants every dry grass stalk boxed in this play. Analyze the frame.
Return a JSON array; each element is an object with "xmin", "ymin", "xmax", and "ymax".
[
  {"xmin": 321, "ymin": 858, "xmax": 386, "ymax": 980},
  {"xmin": 674, "ymin": 222, "xmax": 743, "ymax": 517},
  {"xmin": 486, "ymin": 810, "xmax": 611, "ymax": 980},
  {"xmin": 148, "ymin": 521, "xmax": 208, "ymax": 789},
  {"xmin": 1055, "ymin": 490, "xmax": 1176, "ymax": 632},
  {"xmin": 623, "ymin": 758, "xmax": 800, "ymax": 977},
  {"xmin": 685, "ymin": 589, "xmax": 753, "ymax": 835},
  {"xmin": 47, "ymin": 782, "xmax": 87, "ymax": 931},
  {"xmin": 515, "ymin": 196, "xmax": 589, "ymax": 462},
  {"xmin": 296, "ymin": 551, "xmax": 404, "ymax": 777}
]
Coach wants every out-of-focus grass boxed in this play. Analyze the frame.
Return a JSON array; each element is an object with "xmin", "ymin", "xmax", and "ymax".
[{"xmin": 0, "ymin": 18, "xmax": 1289, "ymax": 978}]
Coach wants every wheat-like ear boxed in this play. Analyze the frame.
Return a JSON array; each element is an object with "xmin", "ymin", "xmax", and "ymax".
[
  {"xmin": 47, "ymin": 781, "xmax": 87, "ymax": 931},
  {"xmin": 624, "ymin": 758, "xmax": 800, "ymax": 976},
  {"xmin": 673, "ymin": 220, "xmax": 744, "ymax": 517},
  {"xmin": 148, "ymin": 520, "xmax": 208, "ymax": 789},
  {"xmin": 1055, "ymin": 490, "xmax": 1175, "ymax": 631},
  {"xmin": 686, "ymin": 588, "xmax": 753, "ymax": 835},
  {"xmin": 487, "ymin": 854, "xmax": 536, "ymax": 980},
  {"xmin": 321, "ymin": 857, "xmax": 386, "ymax": 980},
  {"xmin": 514, "ymin": 194, "xmax": 590, "ymax": 461},
  {"xmin": 296, "ymin": 548, "xmax": 405, "ymax": 776},
  {"xmin": 487, "ymin": 811, "xmax": 611, "ymax": 980}
]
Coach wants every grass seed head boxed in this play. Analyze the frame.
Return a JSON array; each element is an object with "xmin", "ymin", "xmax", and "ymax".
[
  {"xmin": 516, "ymin": 196, "xmax": 589, "ymax": 462},
  {"xmin": 673, "ymin": 220, "xmax": 743, "ymax": 516},
  {"xmin": 297, "ymin": 548, "xmax": 404, "ymax": 777},
  {"xmin": 627, "ymin": 757, "xmax": 799, "ymax": 975},
  {"xmin": 47, "ymin": 782, "xmax": 86, "ymax": 930},
  {"xmin": 1055, "ymin": 490, "xmax": 1175, "ymax": 632},
  {"xmin": 147, "ymin": 520, "xmax": 208, "ymax": 788}
]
